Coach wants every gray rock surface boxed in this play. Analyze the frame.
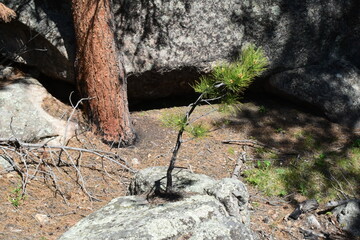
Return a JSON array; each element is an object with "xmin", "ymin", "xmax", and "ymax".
[
  {"xmin": 206, "ymin": 178, "xmax": 250, "ymax": 225},
  {"xmin": 332, "ymin": 199, "xmax": 360, "ymax": 236},
  {"xmin": 59, "ymin": 195, "xmax": 254, "ymax": 240},
  {"xmin": 0, "ymin": 72, "xmax": 76, "ymax": 144},
  {"xmin": 1, "ymin": 0, "xmax": 360, "ymax": 126},
  {"xmin": 268, "ymin": 61, "xmax": 360, "ymax": 128},
  {"xmin": 2, "ymin": 0, "xmax": 359, "ymax": 79},
  {"xmin": 130, "ymin": 166, "xmax": 250, "ymax": 225},
  {"xmin": 129, "ymin": 166, "xmax": 216, "ymax": 195},
  {"xmin": 60, "ymin": 167, "xmax": 253, "ymax": 239},
  {"xmin": 0, "ymin": 0, "xmax": 75, "ymax": 82}
]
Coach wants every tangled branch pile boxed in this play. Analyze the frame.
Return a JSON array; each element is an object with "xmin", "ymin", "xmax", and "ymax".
[{"xmin": 0, "ymin": 137, "xmax": 135, "ymax": 204}]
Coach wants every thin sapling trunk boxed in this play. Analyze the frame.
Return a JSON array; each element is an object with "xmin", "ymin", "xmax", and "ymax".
[{"xmin": 165, "ymin": 44, "xmax": 269, "ymax": 193}]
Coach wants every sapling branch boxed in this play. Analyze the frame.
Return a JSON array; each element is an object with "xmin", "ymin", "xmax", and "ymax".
[
  {"xmin": 165, "ymin": 44, "xmax": 269, "ymax": 193},
  {"xmin": 166, "ymin": 92, "xmax": 205, "ymax": 193}
]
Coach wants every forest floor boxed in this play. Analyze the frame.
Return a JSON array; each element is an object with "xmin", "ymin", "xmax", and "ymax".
[{"xmin": 0, "ymin": 93, "xmax": 359, "ymax": 240}]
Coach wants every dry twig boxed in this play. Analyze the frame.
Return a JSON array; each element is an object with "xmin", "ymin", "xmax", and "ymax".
[
  {"xmin": 222, "ymin": 139, "xmax": 282, "ymax": 153},
  {"xmin": 0, "ymin": 138, "xmax": 135, "ymax": 202}
]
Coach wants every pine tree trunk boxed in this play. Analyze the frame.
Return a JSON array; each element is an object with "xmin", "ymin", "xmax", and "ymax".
[{"xmin": 71, "ymin": 0, "xmax": 135, "ymax": 145}]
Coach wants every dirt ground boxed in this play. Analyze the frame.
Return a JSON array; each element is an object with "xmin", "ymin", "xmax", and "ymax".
[{"xmin": 0, "ymin": 93, "xmax": 359, "ymax": 240}]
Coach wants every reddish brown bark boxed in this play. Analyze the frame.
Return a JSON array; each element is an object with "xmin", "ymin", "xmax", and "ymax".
[{"xmin": 71, "ymin": 0, "xmax": 135, "ymax": 145}]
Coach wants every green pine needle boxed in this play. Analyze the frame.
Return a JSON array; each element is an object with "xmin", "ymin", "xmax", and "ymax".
[{"xmin": 193, "ymin": 44, "xmax": 269, "ymax": 108}]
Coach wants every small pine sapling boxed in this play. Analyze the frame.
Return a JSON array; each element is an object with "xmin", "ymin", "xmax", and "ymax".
[{"xmin": 166, "ymin": 44, "xmax": 269, "ymax": 193}]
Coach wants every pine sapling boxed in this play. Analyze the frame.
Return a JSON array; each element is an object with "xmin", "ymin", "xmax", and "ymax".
[{"xmin": 166, "ymin": 44, "xmax": 269, "ymax": 193}]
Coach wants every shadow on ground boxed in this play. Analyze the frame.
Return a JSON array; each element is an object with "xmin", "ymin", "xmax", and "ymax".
[{"xmin": 219, "ymin": 94, "xmax": 359, "ymax": 201}]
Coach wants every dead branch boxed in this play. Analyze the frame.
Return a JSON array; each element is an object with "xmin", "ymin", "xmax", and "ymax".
[
  {"xmin": 329, "ymin": 172, "xmax": 352, "ymax": 199},
  {"xmin": 0, "ymin": 136, "xmax": 136, "ymax": 203},
  {"xmin": 339, "ymin": 169, "xmax": 357, "ymax": 198},
  {"xmin": 0, "ymin": 138, "xmax": 135, "ymax": 173},
  {"xmin": 64, "ymin": 93, "xmax": 94, "ymax": 145},
  {"xmin": 0, "ymin": 149, "xmax": 27, "ymax": 194},
  {"xmin": 222, "ymin": 139, "xmax": 297, "ymax": 154}
]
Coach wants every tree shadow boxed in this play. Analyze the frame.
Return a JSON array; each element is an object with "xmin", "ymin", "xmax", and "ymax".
[
  {"xmin": 144, "ymin": 172, "xmax": 199, "ymax": 203},
  {"xmin": 222, "ymin": 93, "xmax": 360, "ymax": 200},
  {"xmin": 224, "ymin": 0, "xmax": 360, "ymax": 200}
]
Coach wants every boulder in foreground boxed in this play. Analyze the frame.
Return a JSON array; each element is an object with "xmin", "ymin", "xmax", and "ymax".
[{"xmin": 59, "ymin": 167, "xmax": 254, "ymax": 240}]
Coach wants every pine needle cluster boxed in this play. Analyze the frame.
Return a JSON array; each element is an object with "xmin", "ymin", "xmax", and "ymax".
[{"xmin": 193, "ymin": 44, "xmax": 269, "ymax": 111}]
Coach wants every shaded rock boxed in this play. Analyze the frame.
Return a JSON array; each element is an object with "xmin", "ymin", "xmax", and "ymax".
[
  {"xmin": 0, "ymin": 1, "xmax": 75, "ymax": 82},
  {"xmin": 289, "ymin": 199, "xmax": 319, "ymax": 220},
  {"xmin": 1, "ymin": 1, "xmax": 360, "ymax": 126},
  {"xmin": 0, "ymin": 76, "xmax": 76, "ymax": 144},
  {"xmin": 115, "ymin": 0, "xmax": 359, "ymax": 79},
  {"xmin": 268, "ymin": 61, "xmax": 360, "ymax": 129},
  {"xmin": 2, "ymin": 1, "xmax": 359, "ymax": 84},
  {"xmin": 127, "ymin": 67, "xmax": 202, "ymax": 104},
  {"xmin": 60, "ymin": 167, "xmax": 253, "ymax": 239},
  {"xmin": 332, "ymin": 199, "xmax": 360, "ymax": 236}
]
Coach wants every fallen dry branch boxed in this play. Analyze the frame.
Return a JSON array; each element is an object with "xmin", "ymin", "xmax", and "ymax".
[
  {"xmin": 222, "ymin": 139, "xmax": 299, "ymax": 156},
  {"xmin": 0, "ymin": 138, "xmax": 135, "ymax": 173},
  {"xmin": 0, "ymin": 137, "xmax": 136, "ymax": 203},
  {"xmin": 222, "ymin": 139, "xmax": 281, "ymax": 152}
]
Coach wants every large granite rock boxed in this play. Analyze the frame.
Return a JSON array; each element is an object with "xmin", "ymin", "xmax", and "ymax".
[
  {"xmin": 1, "ymin": 1, "xmax": 360, "ymax": 125},
  {"xmin": 0, "ymin": 66, "xmax": 76, "ymax": 144},
  {"xmin": 130, "ymin": 166, "xmax": 250, "ymax": 224},
  {"xmin": 2, "ymin": 0, "xmax": 359, "ymax": 80},
  {"xmin": 129, "ymin": 166, "xmax": 217, "ymax": 195},
  {"xmin": 268, "ymin": 61, "xmax": 360, "ymax": 129},
  {"xmin": 0, "ymin": 0, "xmax": 75, "ymax": 82},
  {"xmin": 59, "ymin": 167, "xmax": 253, "ymax": 239}
]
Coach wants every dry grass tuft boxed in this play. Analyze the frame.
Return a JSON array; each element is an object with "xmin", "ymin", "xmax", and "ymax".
[{"xmin": 0, "ymin": 3, "xmax": 16, "ymax": 23}]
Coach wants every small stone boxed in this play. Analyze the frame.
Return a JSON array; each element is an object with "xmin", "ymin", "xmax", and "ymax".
[
  {"xmin": 5, "ymin": 224, "xmax": 22, "ymax": 233},
  {"xmin": 35, "ymin": 214, "xmax": 50, "ymax": 225},
  {"xmin": 6, "ymin": 172, "xmax": 16, "ymax": 178},
  {"xmin": 271, "ymin": 213, "xmax": 278, "ymax": 220},
  {"xmin": 131, "ymin": 158, "xmax": 140, "ymax": 165},
  {"xmin": 307, "ymin": 214, "xmax": 321, "ymax": 229},
  {"xmin": 1, "ymin": 66, "xmax": 14, "ymax": 79}
]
